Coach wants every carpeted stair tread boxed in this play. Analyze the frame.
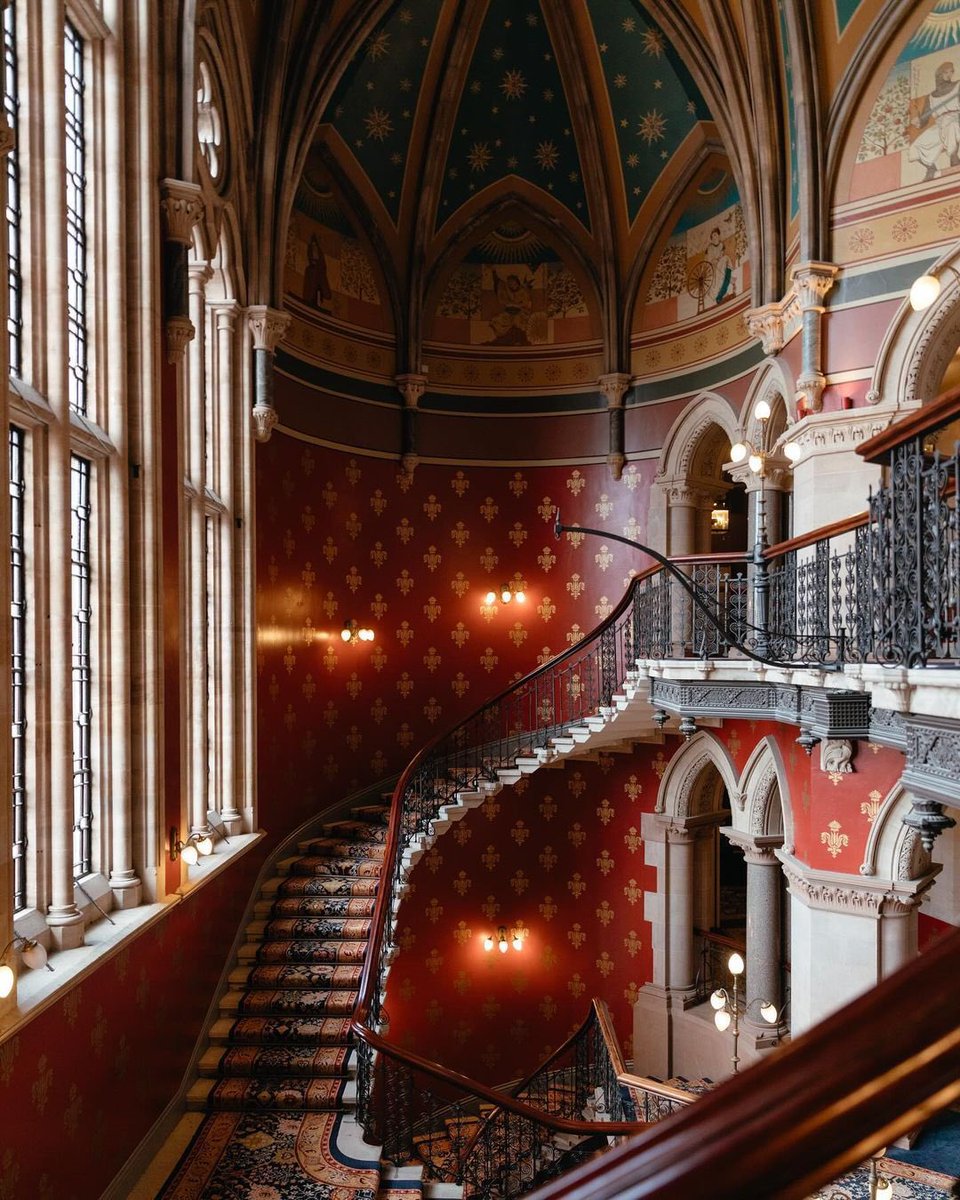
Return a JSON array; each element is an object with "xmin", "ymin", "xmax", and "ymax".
[
  {"xmin": 230, "ymin": 963, "xmax": 363, "ymax": 989},
  {"xmin": 214, "ymin": 1044, "xmax": 351, "ymax": 1078},
  {"xmin": 254, "ymin": 938, "xmax": 367, "ymax": 963},
  {"xmin": 289, "ymin": 855, "xmax": 383, "ymax": 877},
  {"xmin": 228, "ymin": 986, "xmax": 359, "ymax": 1016},
  {"xmin": 260, "ymin": 894, "xmax": 376, "ymax": 918},
  {"xmin": 325, "ymin": 818, "xmax": 389, "ymax": 842},
  {"xmin": 224, "ymin": 1015, "xmax": 354, "ymax": 1045},
  {"xmin": 256, "ymin": 916, "xmax": 372, "ymax": 939},
  {"xmin": 299, "ymin": 836, "xmax": 387, "ymax": 859},
  {"xmin": 277, "ymin": 874, "xmax": 380, "ymax": 897},
  {"xmin": 206, "ymin": 1075, "xmax": 350, "ymax": 1111}
]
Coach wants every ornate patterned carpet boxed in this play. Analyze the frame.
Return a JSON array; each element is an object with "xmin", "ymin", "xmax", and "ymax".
[
  {"xmin": 158, "ymin": 808, "xmax": 393, "ymax": 1199},
  {"xmin": 809, "ymin": 1157, "xmax": 958, "ymax": 1199}
]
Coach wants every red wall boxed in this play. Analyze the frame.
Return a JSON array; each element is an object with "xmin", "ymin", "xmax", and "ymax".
[
  {"xmin": 0, "ymin": 848, "xmax": 266, "ymax": 1199},
  {"xmin": 385, "ymin": 742, "xmax": 680, "ymax": 1082},
  {"xmin": 255, "ymin": 435, "xmax": 658, "ymax": 823}
]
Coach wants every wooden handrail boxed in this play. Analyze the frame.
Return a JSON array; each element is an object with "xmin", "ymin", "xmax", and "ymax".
[
  {"xmin": 527, "ymin": 925, "xmax": 960, "ymax": 1199},
  {"xmin": 764, "ymin": 510, "xmax": 869, "ymax": 558},
  {"xmin": 616, "ymin": 1074, "xmax": 694, "ymax": 1108},
  {"xmin": 857, "ymin": 382, "xmax": 960, "ymax": 464}
]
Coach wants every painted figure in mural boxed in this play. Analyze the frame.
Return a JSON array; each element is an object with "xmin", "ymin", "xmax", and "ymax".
[
  {"xmin": 303, "ymin": 234, "xmax": 332, "ymax": 309},
  {"xmin": 705, "ymin": 227, "xmax": 734, "ymax": 304},
  {"xmin": 909, "ymin": 61, "xmax": 960, "ymax": 180},
  {"xmin": 487, "ymin": 269, "xmax": 534, "ymax": 345}
]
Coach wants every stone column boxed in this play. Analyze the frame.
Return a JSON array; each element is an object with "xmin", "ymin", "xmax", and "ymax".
[
  {"xmin": 212, "ymin": 301, "xmax": 242, "ymax": 833},
  {"xmin": 247, "ymin": 306, "xmax": 291, "ymax": 442},
  {"xmin": 790, "ymin": 262, "xmax": 839, "ymax": 416},
  {"xmin": 41, "ymin": 7, "xmax": 83, "ymax": 947},
  {"xmin": 599, "ymin": 372, "xmax": 631, "ymax": 481},
  {"xmin": 187, "ymin": 262, "xmax": 213, "ymax": 843},
  {"xmin": 724, "ymin": 831, "xmax": 784, "ymax": 1035},
  {"xmin": 396, "ymin": 372, "xmax": 427, "ymax": 478},
  {"xmin": 666, "ymin": 825, "xmax": 697, "ymax": 996},
  {"xmin": 159, "ymin": 179, "xmax": 203, "ymax": 364}
]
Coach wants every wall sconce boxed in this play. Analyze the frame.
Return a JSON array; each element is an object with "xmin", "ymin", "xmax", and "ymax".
[
  {"xmin": 711, "ymin": 951, "xmax": 780, "ymax": 1074},
  {"xmin": 341, "ymin": 619, "xmax": 374, "ymax": 644},
  {"xmin": 169, "ymin": 826, "xmax": 214, "ymax": 866},
  {"xmin": 908, "ymin": 265, "xmax": 959, "ymax": 312},
  {"xmin": 484, "ymin": 585, "xmax": 525, "ymax": 605},
  {"xmin": 0, "ymin": 934, "xmax": 53, "ymax": 999},
  {"xmin": 483, "ymin": 924, "xmax": 525, "ymax": 953}
]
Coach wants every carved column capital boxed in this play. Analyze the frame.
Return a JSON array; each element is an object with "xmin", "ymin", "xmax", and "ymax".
[
  {"xmin": 796, "ymin": 370, "xmax": 827, "ymax": 415},
  {"xmin": 721, "ymin": 829, "xmax": 783, "ymax": 866},
  {"xmin": 396, "ymin": 372, "xmax": 428, "ymax": 408},
  {"xmin": 165, "ymin": 315, "xmax": 195, "ymax": 365},
  {"xmin": 159, "ymin": 178, "xmax": 204, "ymax": 245},
  {"xmin": 251, "ymin": 404, "xmax": 280, "ymax": 443},
  {"xmin": 598, "ymin": 372, "xmax": 631, "ymax": 406},
  {"xmin": 746, "ymin": 304, "xmax": 785, "ymax": 356},
  {"xmin": 247, "ymin": 305, "xmax": 291, "ymax": 354},
  {"xmin": 790, "ymin": 261, "xmax": 840, "ymax": 312}
]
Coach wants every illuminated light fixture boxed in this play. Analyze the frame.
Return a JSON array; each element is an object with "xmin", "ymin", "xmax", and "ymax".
[
  {"xmin": 782, "ymin": 440, "xmax": 802, "ymax": 463},
  {"xmin": 753, "ymin": 398, "xmax": 772, "ymax": 421},
  {"xmin": 711, "ymin": 951, "xmax": 781, "ymax": 1075},
  {"xmin": 483, "ymin": 924, "xmax": 525, "ymax": 954},
  {"xmin": 486, "ymin": 586, "xmax": 526, "ymax": 606},
  {"xmin": 729, "ymin": 441, "xmax": 748, "ymax": 464},
  {"xmin": 0, "ymin": 934, "xmax": 53, "ymax": 998},
  {"xmin": 169, "ymin": 826, "xmax": 216, "ymax": 866},
  {"xmin": 748, "ymin": 452, "xmax": 763, "ymax": 474},
  {"xmin": 710, "ymin": 499, "xmax": 729, "ymax": 534},
  {"xmin": 909, "ymin": 265, "xmax": 960, "ymax": 312},
  {"xmin": 341, "ymin": 619, "xmax": 374, "ymax": 644}
]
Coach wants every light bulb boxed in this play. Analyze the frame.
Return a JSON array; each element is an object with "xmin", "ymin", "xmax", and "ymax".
[
  {"xmin": 730, "ymin": 442, "xmax": 747, "ymax": 463},
  {"xmin": 360, "ymin": 628, "xmax": 374, "ymax": 642},
  {"xmin": 0, "ymin": 962, "xmax": 13, "ymax": 998},
  {"xmin": 748, "ymin": 453, "xmax": 763, "ymax": 475},
  {"xmin": 753, "ymin": 399, "xmax": 771, "ymax": 421},
  {"xmin": 514, "ymin": 590, "xmax": 525, "ymax": 604},
  {"xmin": 710, "ymin": 989, "xmax": 727, "ymax": 1010},
  {"xmin": 500, "ymin": 588, "xmax": 512, "ymax": 604},
  {"xmin": 340, "ymin": 627, "xmax": 352, "ymax": 643},
  {"xmin": 483, "ymin": 935, "xmax": 494, "ymax": 952},
  {"xmin": 728, "ymin": 952, "xmax": 745, "ymax": 976},
  {"xmin": 714, "ymin": 1008, "xmax": 732, "ymax": 1032},
  {"xmin": 783, "ymin": 440, "xmax": 802, "ymax": 463},
  {"xmin": 484, "ymin": 590, "xmax": 497, "ymax": 605},
  {"xmin": 180, "ymin": 841, "xmax": 199, "ymax": 866},
  {"xmin": 760, "ymin": 1002, "xmax": 778, "ymax": 1025},
  {"xmin": 498, "ymin": 938, "xmax": 508, "ymax": 954},
  {"xmin": 909, "ymin": 273, "xmax": 941, "ymax": 312},
  {"xmin": 20, "ymin": 940, "xmax": 47, "ymax": 970},
  {"xmin": 512, "ymin": 934, "xmax": 523, "ymax": 952},
  {"xmin": 195, "ymin": 835, "xmax": 214, "ymax": 857}
]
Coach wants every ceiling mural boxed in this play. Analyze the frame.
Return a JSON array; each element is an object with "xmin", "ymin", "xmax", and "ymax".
[
  {"xmin": 428, "ymin": 222, "xmax": 595, "ymax": 348},
  {"xmin": 584, "ymin": 0, "xmax": 709, "ymax": 225},
  {"xmin": 639, "ymin": 169, "xmax": 747, "ymax": 329},
  {"xmin": 834, "ymin": 0, "xmax": 865, "ymax": 36},
  {"xmin": 320, "ymin": 0, "xmax": 445, "ymax": 224},
  {"xmin": 284, "ymin": 157, "xmax": 388, "ymax": 335},
  {"xmin": 776, "ymin": 0, "xmax": 800, "ymax": 224},
  {"xmin": 436, "ymin": 0, "xmax": 590, "ymax": 232},
  {"xmin": 853, "ymin": 0, "xmax": 960, "ymax": 198}
]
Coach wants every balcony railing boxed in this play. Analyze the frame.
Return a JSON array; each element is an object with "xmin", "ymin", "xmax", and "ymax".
[{"xmin": 350, "ymin": 388, "xmax": 960, "ymax": 1197}]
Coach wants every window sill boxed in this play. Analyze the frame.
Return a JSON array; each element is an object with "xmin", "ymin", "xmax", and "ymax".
[{"xmin": 0, "ymin": 831, "xmax": 265, "ymax": 1043}]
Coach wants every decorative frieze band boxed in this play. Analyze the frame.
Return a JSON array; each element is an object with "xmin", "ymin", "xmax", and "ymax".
[{"xmin": 777, "ymin": 851, "xmax": 934, "ymax": 917}]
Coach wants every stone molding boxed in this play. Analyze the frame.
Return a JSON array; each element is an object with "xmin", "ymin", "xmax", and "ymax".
[
  {"xmin": 790, "ymin": 261, "xmax": 840, "ymax": 312},
  {"xmin": 766, "ymin": 408, "xmax": 890, "ymax": 464},
  {"xmin": 598, "ymin": 372, "xmax": 631, "ymax": 406},
  {"xmin": 251, "ymin": 402, "xmax": 279, "ymax": 443},
  {"xmin": 721, "ymin": 828, "xmax": 783, "ymax": 865},
  {"xmin": 777, "ymin": 850, "xmax": 936, "ymax": 917},
  {"xmin": 396, "ymin": 372, "xmax": 428, "ymax": 408},
  {"xmin": 165, "ymin": 315, "xmax": 195, "ymax": 364}
]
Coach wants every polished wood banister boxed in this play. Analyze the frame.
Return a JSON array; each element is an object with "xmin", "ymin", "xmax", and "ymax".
[
  {"xmin": 857, "ymin": 382, "xmax": 960, "ymax": 464},
  {"xmin": 764, "ymin": 510, "xmax": 869, "ymax": 558},
  {"xmin": 528, "ymin": 925, "xmax": 960, "ymax": 1199},
  {"xmin": 593, "ymin": 998, "xmax": 627, "ymax": 1079},
  {"xmin": 355, "ymin": 1021, "xmax": 645, "ymax": 1138},
  {"xmin": 615, "ymin": 1074, "xmax": 694, "ymax": 1108}
]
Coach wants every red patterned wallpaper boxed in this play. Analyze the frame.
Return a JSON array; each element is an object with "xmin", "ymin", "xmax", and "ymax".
[
  {"xmin": 256, "ymin": 436, "xmax": 657, "ymax": 826},
  {"xmin": 0, "ymin": 850, "xmax": 266, "ymax": 1200},
  {"xmin": 384, "ymin": 742, "xmax": 680, "ymax": 1083}
]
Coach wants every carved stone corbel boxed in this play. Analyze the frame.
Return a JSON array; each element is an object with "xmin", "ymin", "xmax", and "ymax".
[
  {"xmin": 599, "ymin": 372, "xmax": 631, "ymax": 481},
  {"xmin": 397, "ymin": 372, "xmax": 428, "ymax": 478}
]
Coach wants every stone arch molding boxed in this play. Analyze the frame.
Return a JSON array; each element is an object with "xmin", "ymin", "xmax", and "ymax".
[
  {"xmin": 860, "ymin": 784, "xmax": 935, "ymax": 884},
  {"xmin": 868, "ymin": 246, "xmax": 960, "ymax": 412},
  {"xmin": 656, "ymin": 730, "xmax": 739, "ymax": 823},
  {"xmin": 656, "ymin": 392, "xmax": 739, "ymax": 492},
  {"xmin": 733, "ymin": 736, "xmax": 792, "ymax": 851},
  {"xmin": 742, "ymin": 360, "xmax": 794, "ymax": 447}
]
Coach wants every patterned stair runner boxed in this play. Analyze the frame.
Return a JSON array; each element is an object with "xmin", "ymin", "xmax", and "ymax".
[{"xmin": 158, "ymin": 805, "xmax": 391, "ymax": 1199}]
